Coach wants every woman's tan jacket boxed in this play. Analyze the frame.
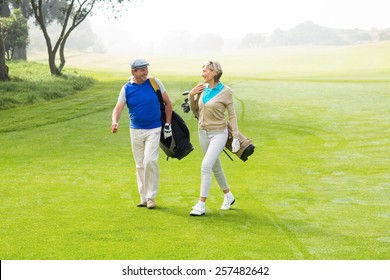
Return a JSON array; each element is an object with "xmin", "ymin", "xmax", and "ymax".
[{"xmin": 189, "ymin": 85, "xmax": 239, "ymax": 139}]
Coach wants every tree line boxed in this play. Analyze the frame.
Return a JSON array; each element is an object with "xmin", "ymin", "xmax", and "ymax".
[{"xmin": 240, "ymin": 21, "xmax": 390, "ymax": 48}]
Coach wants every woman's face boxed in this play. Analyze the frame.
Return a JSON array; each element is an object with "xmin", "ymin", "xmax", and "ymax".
[{"xmin": 201, "ymin": 66, "xmax": 214, "ymax": 83}]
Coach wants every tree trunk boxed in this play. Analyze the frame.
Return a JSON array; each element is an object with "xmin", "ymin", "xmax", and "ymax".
[
  {"xmin": 59, "ymin": 41, "xmax": 66, "ymax": 73},
  {"xmin": 0, "ymin": 0, "xmax": 10, "ymax": 79},
  {"xmin": 0, "ymin": 31, "xmax": 10, "ymax": 80},
  {"xmin": 48, "ymin": 50, "xmax": 60, "ymax": 76}
]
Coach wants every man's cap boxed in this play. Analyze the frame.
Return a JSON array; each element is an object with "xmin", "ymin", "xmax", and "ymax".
[{"xmin": 130, "ymin": 59, "xmax": 150, "ymax": 69}]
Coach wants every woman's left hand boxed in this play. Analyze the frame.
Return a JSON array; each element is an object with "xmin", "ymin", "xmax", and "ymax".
[{"xmin": 189, "ymin": 83, "xmax": 205, "ymax": 96}]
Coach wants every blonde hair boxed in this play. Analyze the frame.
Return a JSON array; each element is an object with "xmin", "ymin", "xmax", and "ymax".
[{"xmin": 203, "ymin": 60, "xmax": 223, "ymax": 82}]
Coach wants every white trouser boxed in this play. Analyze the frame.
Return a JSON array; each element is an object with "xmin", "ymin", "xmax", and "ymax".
[
  {"xmin": 130, "ymin": 127, "xmax": 161, "ymax": 202},
  {"xmin": 198, "ymin": 129, "xmax": 229, "ymax": 198}
]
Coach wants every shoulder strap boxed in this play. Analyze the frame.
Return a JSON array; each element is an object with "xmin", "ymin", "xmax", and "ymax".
[
  {"xmin": 149, "ymin": 76, "xmax": 166, "ymax": 116},
  {"xmin": 149, "ymin": 76, "xmax": 160, "ymax": 93}
]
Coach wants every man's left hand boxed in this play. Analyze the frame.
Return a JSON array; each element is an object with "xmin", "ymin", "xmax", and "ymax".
[{"xmin": 164, "ymin": 123, "xmax": 172, "ymax": 139}]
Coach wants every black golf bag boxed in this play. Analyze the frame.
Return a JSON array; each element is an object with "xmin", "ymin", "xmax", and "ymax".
[
  {"xmin": 159, "ymin": 111, "xmax": 194, "ymax": 160},
  {"xmin": 150, "ymin": 77, "xmax": 194, "ymax": 160}
]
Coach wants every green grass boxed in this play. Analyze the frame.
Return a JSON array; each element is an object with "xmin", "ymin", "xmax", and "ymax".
[
  {"xmin": 0, "ymin": 61, "xmax": 95, "ymax": 110},
  {"xmin": 0, "ymin": 44, "xmax": 389, "ymax": 260}
]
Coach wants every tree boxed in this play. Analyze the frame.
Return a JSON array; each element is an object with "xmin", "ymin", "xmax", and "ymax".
[
  {"xmin": 192, "ymin": 33, "xmax": 224, "ymax": 52},
  {"xmin": 11, "ymin": 0, "xmax": 31, "ymax": 60},
  {"xmin": 0, "ymin": 30, "xmax": 9, "ymax": 80},
  {"xmin": 30, "ymin": 0, "xmax": 130, "ymax": 76},
  {"xmin": 0, "ymin": 0, "xmax": 10, "ymax": 80},
  {"xmin": 3, "ymin": 8, "xmax": 29, "ymax": 60},
  {"xmin": 379, "ymin": 29, "xmax": 390, "ymax": 40},
  {"xmin": 240, "ymin": 33, "xmax": 266, "ymax": 49}
]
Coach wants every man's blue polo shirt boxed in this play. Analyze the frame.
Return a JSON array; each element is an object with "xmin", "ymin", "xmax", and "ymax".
[{"xmin": 122, "ymin": 79, "xmax": 162, "ymax": 129}]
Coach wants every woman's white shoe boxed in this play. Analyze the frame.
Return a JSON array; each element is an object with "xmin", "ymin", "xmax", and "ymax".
[{"xmin": 190, "ymin": 203, "xmax": 205, "ymax": 216}]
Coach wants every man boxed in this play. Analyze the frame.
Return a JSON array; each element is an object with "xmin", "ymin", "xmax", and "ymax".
[{"xmin": 111, "ymin": 59, "xmax": 173, "ymax": 209}]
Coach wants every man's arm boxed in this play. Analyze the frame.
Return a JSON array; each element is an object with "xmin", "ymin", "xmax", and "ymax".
[
  {"xmin": 111, "ymin": 101, "xmax": 126, "ymax": 133},
  {"xmin": 162, "ymin": 92, "xmax": 172, "ymax": 124}
]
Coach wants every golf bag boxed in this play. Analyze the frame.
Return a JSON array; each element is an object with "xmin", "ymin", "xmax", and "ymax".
[
  {"xmin": 150, "ymin": 77, "xmax": 194, "ymax": 160},
  {"xmin": 159, "ymin": 111, "xmax": 194, "ymax": 160},
  {"xmin": 225, "ymin": 123, "xmax": 255, "ymax": 162}
]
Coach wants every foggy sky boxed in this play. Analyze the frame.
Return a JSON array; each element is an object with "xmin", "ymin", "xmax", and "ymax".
[{"xmin": 88, "ymin": 0, "xmax": 390, "ymax": 53}]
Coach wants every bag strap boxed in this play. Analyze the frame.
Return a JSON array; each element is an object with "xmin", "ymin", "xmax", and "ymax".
[
  {"xmin": 149, "ymin": 76, "xmax": 166, "ymax": 118},
  {"xmin": 149, "ymin": 76, "xmax": 164, "ymax": 104},
  {"xmin": 149, "ymin": 76, "xmax": 160, "ymax": 93}
]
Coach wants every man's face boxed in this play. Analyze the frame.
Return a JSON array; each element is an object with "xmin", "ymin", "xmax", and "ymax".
[{"xmin": 132, "ymin": 67, "xmax": 148, "ymax": 83}]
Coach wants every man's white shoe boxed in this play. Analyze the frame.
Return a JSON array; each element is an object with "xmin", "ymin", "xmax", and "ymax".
[
  {"xmin": 221, "ymin": 193, "xmax": 235, "ymax": 210},
  {"xmin": 190, "ymin": 203, "xmax": 205, "ymax": 216}
]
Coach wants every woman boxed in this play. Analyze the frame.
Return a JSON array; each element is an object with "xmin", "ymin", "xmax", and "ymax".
[{"xmin": 188, "ymin": 61, "xmax": 240, "ymax": 216}]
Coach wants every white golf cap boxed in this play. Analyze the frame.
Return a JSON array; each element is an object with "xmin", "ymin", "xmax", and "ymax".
[{"xmin": 130, "ymin": 59, "xmax": 150, "ymax": 69}]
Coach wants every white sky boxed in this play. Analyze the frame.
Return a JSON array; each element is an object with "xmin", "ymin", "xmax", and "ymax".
[{"xmin": 90, "ymin": 0, "xmax": 390, "ymax": 50}]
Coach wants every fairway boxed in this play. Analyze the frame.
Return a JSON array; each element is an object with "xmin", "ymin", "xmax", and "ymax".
[{"xmin": 1, "ymin": 44, "xmax": 390, "ymax": 260}]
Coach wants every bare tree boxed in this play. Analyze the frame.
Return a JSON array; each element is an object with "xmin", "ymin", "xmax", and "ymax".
[{"xmin": 30, "ymin": 0, "xmax": 129, "ymax": 76}]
